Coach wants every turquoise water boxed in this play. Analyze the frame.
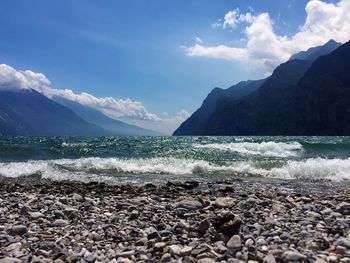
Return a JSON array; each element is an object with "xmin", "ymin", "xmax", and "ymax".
[{"xmin": 0, "ymin": 136, "xmax": 350, "ymax": 183}]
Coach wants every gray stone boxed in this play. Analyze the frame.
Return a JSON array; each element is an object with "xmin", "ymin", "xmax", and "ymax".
[
  {"xmin": 227, "ymin": 235, "xmax": 242, "ymax": 250},
  {"xmin": 129, "ymin": 210, "xmax": 139, "ymax": 220},
  {"xmin": 8, "ymin": 225, "xmax": 28, "ymax": 236},
  {"xmin": 307, "ymin": 211, "xmax": 322, "ymax": 221},
  {"xmin": 263, "ymin": 255, "xmax": 276, "ymax": 263},
  {"xmin": 154, "ymin": 242, "xmax": 166, "ymax": 252},
  {"xmin": 214, "ymin": 197, "xmax": 237, "ymax": 208},
  {"xmin": 169, "ymin": 245, "xmax": 181, "ymax": 256},
  {"xmin": 215, "ymin": 241, "xmax": 227, "ymax": 253},
  {"xmin": 335, "ymin": 238, "xmax": 350, "ymax": 249},
  {"xmin": 282, "ymin": 251, "xmax": 306, "ymax": 261},
  {"xmin": 115, "ymin": 250, "xmax": 135, "ymax": 257},
  {"xmin": 336, "ymin": 245, "xmax": 347, "ymax": 255},
  {"xmin": 159, "ymin": 253, "xmax": 171, "ymax": 263},
  {"xmin": 180, "ymin": 246, "xmax": 192, "ymax": 256},
  {"xmin": 0, "ymin": 258, "xmax": 22, "ymax": 263},
  {"xmin": 198, "ymin": 218, "xmax": 210, "ymax": 234},
  {"xmin": 29, "ymin": 212, "xmax": 45, "ymax": 220},
  {"xmin": 52, "ymin": 219, "xmax": 69, "ymax": 226},
  {"xmin": 177, "ymin": 199, "xmax": 203, "ymax": 210},
  {"xmin": 198, "ymin": 259, "xmax": 216, "ymax": 263},
  {"xmin": 147, "ymin": 230, "xmax": 161, "ymax": 241},
  {"xmin": 337, "ymin": 202, "xmax": 350, "ymax": 215}
]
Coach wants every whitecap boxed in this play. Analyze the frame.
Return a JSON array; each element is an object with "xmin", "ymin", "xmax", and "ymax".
[{"xmin": 193, "ymin": 141, "xmax": 303, "ymax": 157}]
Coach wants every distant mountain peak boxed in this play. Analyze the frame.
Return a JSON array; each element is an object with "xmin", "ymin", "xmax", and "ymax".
[{"xmin": 289, "ymin": 39, "xmax": 341, "ymax": 62}]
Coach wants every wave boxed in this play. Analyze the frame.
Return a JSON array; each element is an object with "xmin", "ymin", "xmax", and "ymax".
[
  {"xmin": 193, "ymin": 141, "xmax": 303, "ymax": 157},
  {"xmin": 271, "ymin": 158, "xmax": 350, "ymax": 181},
  {"xmin": 0, "ymin": 156, "xmax": 350, "ymax": 182}
]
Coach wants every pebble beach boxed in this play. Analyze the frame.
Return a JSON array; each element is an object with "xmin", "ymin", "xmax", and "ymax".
[{"xmin": 0, "ymin": 178, "xmax": 350, "ymax": 263}]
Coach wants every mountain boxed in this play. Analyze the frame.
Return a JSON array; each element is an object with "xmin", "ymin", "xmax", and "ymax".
[
  {"xmin": 289, "ymin": 39, "xmax": 341, "ymax": 62},
  {"xmin": 53, "ymin": 97, "xmax": 161, "ymax": 136},
  {"xmin": 296, "ymin": 40, "xmax": 350, "ymax": 135},
  {"xmin": 173, "ymin": 79, "xmax": 266, "ymax": 135},
  {"xmin": 0, "ymin": 89, "xmax": 105, "ymax": 136},
  {"xmin": 174, "ymin": 39, "xmax": 347, "ymax": 136}
]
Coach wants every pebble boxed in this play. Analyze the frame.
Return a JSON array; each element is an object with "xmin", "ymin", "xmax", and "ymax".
[
  {"xmin": 52, "ymin": 219, "xmax": 69, "ymax": 226},
  {"xmin": 214, "ymin": 197, "xmax": 237, "ymax": 208},
  {"xmin": 180, "ymin": 246, "xmax": 192, "ymax": 256},
  {"xmin": 227, "ymin": 235, "xmax": 242, "ymax": 250},
  {"xmin": 177, "ymin": 199, "xmax": 203, "ymax": 210},
  {"xmin": 282, "ymin": 250, "xmax": 307, "ymax": 261},
  {"xmin": 8, "ymin": 225, "xmax": 28, "ymax": 236},
  {"xmin": 0, "ymin": 179, "xmax": 349, "ymax": 262},
  {"xmin": 169, "ymin": 245, "xmax": 181, "ymax": 256}
]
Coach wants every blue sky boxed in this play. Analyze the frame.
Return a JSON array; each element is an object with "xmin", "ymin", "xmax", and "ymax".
[{"xmin": 0, "ymin": 0, "xmax": 347, "ymax": 133}]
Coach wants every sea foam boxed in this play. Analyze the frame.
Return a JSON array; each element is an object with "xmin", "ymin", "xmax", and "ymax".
[
  {"xmin": 193, "ymin": 141, "xmax": 303, "ymax": 157},
  {"xmin": 0, "ymin": 156, "xmax": 349, "ymax": 182}
]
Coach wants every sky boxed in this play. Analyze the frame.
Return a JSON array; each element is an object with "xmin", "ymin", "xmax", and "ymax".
[{"xmin": 0, "ymin": 0, "xmax": 349, "ymax": 134}]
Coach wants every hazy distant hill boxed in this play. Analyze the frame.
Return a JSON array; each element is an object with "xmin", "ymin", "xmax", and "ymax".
[
  {"xmin": 53, "ymin": 97, "xmax": 161, "ymax": 136},
  {"xmin": 174, "ymin": 39, "xmax": 347, "ymax": 136},
  {"xmin": 0, "ymin": 89, "xmax": 105, "ymax": 136}
]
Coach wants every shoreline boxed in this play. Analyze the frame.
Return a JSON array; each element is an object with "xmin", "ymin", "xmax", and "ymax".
[{"xmin": 0, "ymin": 179, "xmax": 350, "ymax": 262}]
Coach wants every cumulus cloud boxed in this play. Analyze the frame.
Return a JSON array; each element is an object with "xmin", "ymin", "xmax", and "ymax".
[
  {"xmin": 0, "ymin": 64, "xmax": 189, "ymax": 134},
  {"xmin": 223, "ymin": 8, "xmax": 254, "ymax": 28},
  {"xmin": 129, "ymin": 109, "xmax": 190, "ymax": 135},
  {"xmin": 40, "ymin": 87, "xmax": 160, "ymax": 121},
  {"xmin": 186, "ymin": 0, "xmax": 350, "ymax": 72},
  {"xmin": 0, "ymin": 64, "xmax": 51, "ymax": 90}
]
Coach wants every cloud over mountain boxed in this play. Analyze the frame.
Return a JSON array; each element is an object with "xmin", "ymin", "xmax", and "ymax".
[
  {"xmin": 0, "ymin": 64, "xmax": 188, "ymax": 134},
  {"xmin": 185, "ymin": 0, "xmax": 350, "ymax": 72}
]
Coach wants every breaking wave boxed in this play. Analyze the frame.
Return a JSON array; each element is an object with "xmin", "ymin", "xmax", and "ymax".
[
  {"xmin": 193, "ymin": 141, "xmax": 303, "ymax": 157},
  {"xmin": 0, "ymin": 156, "xmax": 349, "ymax": 182}
]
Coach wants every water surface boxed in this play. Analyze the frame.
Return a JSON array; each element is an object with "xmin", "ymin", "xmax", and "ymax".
[{"xmin": 1, "ymin": 136, "xmax": 350, "ymax": 183}]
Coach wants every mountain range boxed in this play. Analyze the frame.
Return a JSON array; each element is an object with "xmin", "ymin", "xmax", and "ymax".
[
  {"xmin": 174, "ymin": 39, "xmax": 350, "ymax": 136},
  {"xmin": 0, "ymin": 89, "xmax": 159, "ymax": 136}
]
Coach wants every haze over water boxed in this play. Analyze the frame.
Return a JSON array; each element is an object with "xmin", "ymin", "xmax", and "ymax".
[{"xmin": 1, "ymin": 136, "xmax": 350, "ymax": 184}]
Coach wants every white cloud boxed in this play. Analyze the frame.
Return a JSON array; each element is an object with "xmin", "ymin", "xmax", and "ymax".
[
  {"xmin": 211, "ymin": 19, "xmax": 222, "ymax": 29},
  {"xmin": 223, "ymin": 8, "xmax": 254, "ymax": 28},
  {"xmin": 195, "ymin": 36, "xmax": 203, "ymax": 44},
  {"xmin": 129, "ymin": 109, "xmax": 190, "ymax": 135},
  {"xmin": 0, "ymin": 64, "xmax": 51, "ymax": 90},
  {"xmin": 0, "ymin": 64, "xmax": 189, "ymax": 134},
  {"xmin": 186, "ymin": 0, "xmax": 350, "ymax": 72},
  {"xmin": 40, "ymin": 87, "xmax": 161, "ymax": 122}
]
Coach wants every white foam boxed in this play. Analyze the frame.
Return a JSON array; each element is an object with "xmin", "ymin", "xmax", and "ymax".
[
  {"xmin": 61, "ymin": 142, "xmax": 89, "ymax": 147},
  {"xmin": 271, "ymin": 158, "xmax": 350, "ymax": 181},
  {"xmin": 193, "ymin": 141, "xmax": 303, "ymax": 157},
  {"xmin": 0, "ymin": 156, "xmax": 349, "ymax": 182}
]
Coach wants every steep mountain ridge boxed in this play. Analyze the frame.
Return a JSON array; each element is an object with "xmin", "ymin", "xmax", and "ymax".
[{"xmin": 174, "ymin": 39, "xmax": 348, "ymax": 136}]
